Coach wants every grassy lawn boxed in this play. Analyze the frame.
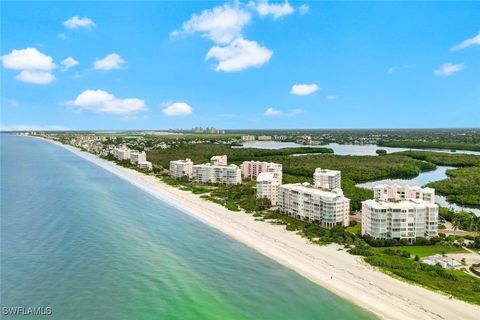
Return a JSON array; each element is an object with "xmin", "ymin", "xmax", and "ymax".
[
  {"xmin": 374, "ymin": 245, "xmax": 467, "ymax": 257},
  {"xmin": 345, "ymin": 223, "xmax": 361, "ymax": 234}
]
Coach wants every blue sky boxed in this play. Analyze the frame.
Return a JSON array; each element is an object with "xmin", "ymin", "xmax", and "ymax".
[{"xmin": 1, "ymin": 1, "xmax": 479, "ymax": 130}]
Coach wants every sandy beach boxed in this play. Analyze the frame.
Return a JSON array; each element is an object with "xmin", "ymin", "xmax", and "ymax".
[{"xmin": 47, "ymin": 139, "xmax": 480, "ymax": 320}]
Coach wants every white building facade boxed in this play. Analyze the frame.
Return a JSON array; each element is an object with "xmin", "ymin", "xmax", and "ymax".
[
  {"xmin": 313, "ymin": 168, "xmax": 341, "ymax": 190},
  {"xmin": 210, "ymin": 155, "xmax": 228, "ymax": 166},
  {"xmin": 241, "ymin": 135, "xmax": 255, "ymax": 142},
  {"xmin": 169, "ymin": 159, "xmax": 194, "ymax": 179},
  {"xmin": 373, "ymin": 184, "xmax": 435, "ymax": 203},
  {"xmin": 192, "ymin": 164, "xmax": 241, "ymax": 185},
  {"xmin": 241, "ymin": 161, "xmax": 282, "ymax": 181},
  {"xmin": 112, "ymin": 147, "xmax": 131, "ymax": 160},
  {"xmin": 278, "ymin": 183, "xmax": 350, "ymax": 228},
  {"xmin": 361, "ymin": 199, "xmax": 439, "ymax": 241},
  {"xmin": 130, "ymin": 151, "xmax": 147, "ymax": 165},
  {"xmin": 362, "ymin": 184, "xmax": 438, "ymax": 241},
  {"xmin": 256, "ymin": 172, "xmax": 281, "ymax": 206},
  {"xmin": 138, "ymin": 161, "xmax": 153, "ymax": 170}
]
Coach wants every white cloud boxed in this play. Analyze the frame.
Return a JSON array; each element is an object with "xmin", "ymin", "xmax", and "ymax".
[
  {"xmin": 298, "ymin": 4, "xmax": 309, "ymax": 15},
  {"xmin": 0, "ymin": 124, "xmax": 69, "ymax": 131},
  {"xmin": 264, "ymin": 107, "xmax": 281, "ymax": 116},
  {"xmin": 180, "ymin": 4, "xmax": 251, "ymax": 44},
  {"xmin": 326, "ymin": 95, "xmax": 336, "ymax": 100},
  {"xmin": 63, "ymin": 16, "xmax": 95, "ymax": 29},
  {"xmin": 61, "ymin": 57, "xmax": 79, "ymax": 71},
  {"xmin": 254, "ymin": 1, "xmax": 294, "ymax": 19},
  {"xmin": 69, "ymin": 89, "xmax": 147, "ymax": 115},
  {"xmin": 1, "ymin": 48, "xmax": 55, "ymax": 71},
  {"xmin": 162, "ymin": 102, "xmax": 193, "ymax": 116},
  {"xmin": 450, "ymin": 32, "xmax": 480, "ymax": 51},
  {"xmin": 1, "ymin": 48, "xmax": 56, "ymax": 84},
  {"xmin": 433, "ymin": 63, "xmax": 464, "ymax": 76},
  {"xmin": 93, "ymin": 53, "xmax": 126, "ymax": 70},
  {"xmin": 206, "ymin": 37, "xmax": 272, "ymax": 72},
  {"xmin": 264, "ymin": 107, "xmax": 303, "ymax": 116},
  {"xmin": 175, "ymin": 2, "xmax": 299, "ymax": 72},
  {"xmin": 16, "ymin": 70, "xmax": 55, "ymax": 84},
  {"xmin": 58, "ymin": 32, "xmax": 67, "ymax": 40},
  {"xmin": 290, "ymin": 83, "xmax": 319, "ymax": 96}
]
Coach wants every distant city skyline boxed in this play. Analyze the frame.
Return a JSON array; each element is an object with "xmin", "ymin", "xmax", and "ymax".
[{"xmin": 1, "ymin": 1, "xmax": 479, "ymax": 130}]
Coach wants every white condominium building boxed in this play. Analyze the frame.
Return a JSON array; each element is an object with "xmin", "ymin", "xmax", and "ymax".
[
  {"xmin": 192, "ymin": 164, "xmax": 241, "ymax": 185},
  {"xmin": 373, "ymin": 184, "xmax": 435, "ymax": 203},
  {"xmin": 361, "ymin": 198, "xmax": 438, "ymax": 241},
  {"xmin": 257, "ymin": 135, "xmax": 272, "ymax": 141},
  {"xmin": 279, "ymin": 183, "xmax": 350, "ymax": 228},
  {"xmin": 138, "ymin": 161, "xmax": 153, "ymax": 170},
  {"xmin": 112, "ymin": 147, "xmax": 131, "ymax": 160},
  {"xmin": 210, "ymin": 155, "xmax": 228, "ymax": 166},
  {"xmin": 256, "ymin": 172, "xmax": 281, "ymax": 206},
  {"xmin": 130, "ymin": 151, "xmax": 147, "ymax": 165},
  {"xmin": 242, "ymin": 135, "xmax": 255, "ymax": 142},
  {"xmin": 313, "ymin": 168, "xmax": 341, "ymax": 190},
  {"xmin": 169, "ymin": 159, "xmax": 194, "ymax": 179},
  {"xmin": 241, "ymin": 161, "xmax": 282, "ymax": 182}
]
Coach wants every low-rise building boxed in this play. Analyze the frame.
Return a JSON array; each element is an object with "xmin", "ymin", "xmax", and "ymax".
[
  {"xmin": 313, "ymin": 168, "xmax": 341, "ymax": 190},
  {"xmin": 257, "ymin": 135, "xmax": 272, "ymax": 141},
  {"xmin": 278, "ymin": 183, "xmax": 350, "ymax": 228},
  {"xmin": 169, "ymin": 159, "xmax": 194, "ymax": 179},
  {"xmin": 241, "ymin": 135, "xmax": 255, "ymax": 142},
  {"xmin": 241, "ymin": 161, "xmax": 282, "ymax": 181},
  {"xmin": 138, "ymin": 161, "xmax": 153, "ymax": 170},
  {"xmin": 256, "ymin": 172, "xmax": 281, "ymax": 206},
  {"xmin": 422, "ymin": 255, "xmax": 462, "ymax": 269},
  {"xmin": 192, "ymin": 164, "xmax": 241, "ymax": 185}
]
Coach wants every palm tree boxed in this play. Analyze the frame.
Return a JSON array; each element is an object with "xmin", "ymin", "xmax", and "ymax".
[
  {"xmin": 452, "ymin": 216, "xmax": 460, "ymax": 231},
  {"xmin": 474, "ymin": 216, "xmax": 480, "ymax": 234}
]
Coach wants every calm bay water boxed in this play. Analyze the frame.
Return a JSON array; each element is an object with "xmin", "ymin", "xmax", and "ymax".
[
  {"xmin": 239, "ymin": 141, "xmax": 480, "ymax": 156},
  {"xmin": 0, "ymin": 135, "xmax": 375, "ymax": 320}
]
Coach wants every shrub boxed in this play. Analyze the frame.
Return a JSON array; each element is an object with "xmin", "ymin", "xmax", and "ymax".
[{"xmin": 348, "ymin": 247, "xmax": 374, "ymax": 256}]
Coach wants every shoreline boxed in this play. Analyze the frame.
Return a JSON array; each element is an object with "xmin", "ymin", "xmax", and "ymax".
[{"xmin": 40, "ymin": 137, "xmax": 479, "ymax": 320}]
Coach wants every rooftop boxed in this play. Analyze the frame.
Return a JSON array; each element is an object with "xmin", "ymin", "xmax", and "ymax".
[
  {"xmin": 363, "ymin": 198, "xmax": 438, "ymax": 209},
  {"xmin": 280, "ymin": 183, "xmax": 348, "ymax": 199}
]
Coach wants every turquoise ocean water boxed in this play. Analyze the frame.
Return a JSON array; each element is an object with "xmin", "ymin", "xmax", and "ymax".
[{"xmin": 1, "ymin": 135, "xmax": 375, "ymax": 319}]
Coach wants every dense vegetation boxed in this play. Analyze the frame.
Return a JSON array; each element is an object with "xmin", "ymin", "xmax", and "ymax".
[
  {"xmin": 439, "ymin": 207, "xmax": 480, "ymax": 231},
  {"xmin": 395, "ymin": 150, "xmax": 480, "ymax": 167},
  {"xmin": 394, "ymin": 151, "xmax": 480, "ymax": 208},
  {"xmin": 373, "ymin": 245, "xmax": 467, "ymax": 257},
  {"xmin": 428, "ymin": 166, "xmax": 480, "ymax": 208},
  {"xmin": 363, "ymin": 249, "xmax": 480, "ymax": 305},
  {"xmin": 379, "ymin": 140, "xmax": 480, "ymax": 152},
  {"xmin": 147, "ymin": 144, "xmax": 333, "ymax": 168}
]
